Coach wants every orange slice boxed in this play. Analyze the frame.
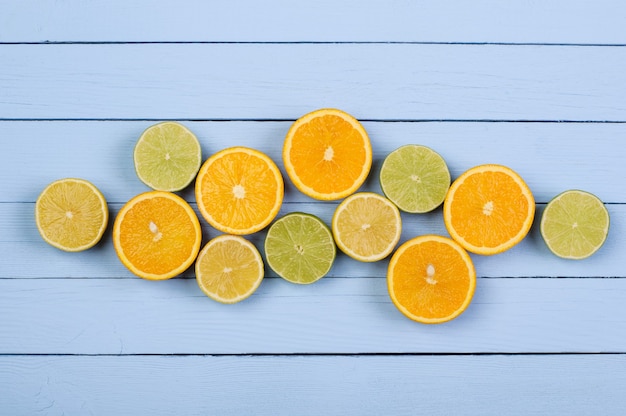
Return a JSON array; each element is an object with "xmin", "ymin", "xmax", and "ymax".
[
  {"xmin": 387, "ymin": 235, "xmax": 476, "ymax": 324},
  {"xmin": 113, "ymin": 191, "xmax": 202, "ymax": 280},
  {"xmin": 195, "ymin": 147, "xmax": 284, "ymax": 235},
  {"xmin": 283, "ymin": 108, "xmax": 372, "ymax": 200},
  {"xmin": 443, "ymin": 164, "xmax": 535, "ymax": 255}
]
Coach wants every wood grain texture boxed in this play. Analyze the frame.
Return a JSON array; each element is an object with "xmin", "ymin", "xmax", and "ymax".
[
  {"xmin": 2, "ymin": 354, "xmax": 626, "ymax": 416},
  {"xmin": 2, "ymin": 0, "xmax": 626, "ymax": 44},
  {"xmin": 1, "ymin": 44, "xmax": 625, "ymax": 121},
  {"xmin": 1, "ymin": 278, "xmax": 625, "ymax": 354}
]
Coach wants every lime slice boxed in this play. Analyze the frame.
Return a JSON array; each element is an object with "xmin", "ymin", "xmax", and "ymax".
[
  {"xmin": 540, "ymin": 190, "xmax": 610, "ymax": 259},
  {"xmin": 264, "ymin": 212, "xmax": 336, "ymax": 284},
  {"xmin": 332, "ymin": 192, "xmax": 402, "ymax": 262},
  {"xmin": 379, "ymin": 144, "xmax": 450, "ymax": 213},
  {"xmin": 35, "ymin": 178, "xmax": 109, "ymax": 252},
  {"xmin": 195, "ymin": 235, "xmax": 264, "ymax": 304},
  {"xmin": 134, "ymin": 122, "xmax": 202, "ymax": 191}
]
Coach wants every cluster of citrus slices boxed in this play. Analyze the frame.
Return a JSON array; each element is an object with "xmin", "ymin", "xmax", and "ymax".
[{"xmin": 34, "ymin": 109, "xmax": 610, "ymax": 321}]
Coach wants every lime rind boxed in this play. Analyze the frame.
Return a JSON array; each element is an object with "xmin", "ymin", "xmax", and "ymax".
[
  {"xmin": 540, "ymin": 190, "xmax": 610, "ymax": 260},
  {"xmin": 380, "ymin": 144, "xmax": 450, "ymax": 213},
  {"xmin": 265, "ymin": 212, "xmax": 336, "ymax": 284},
  {"xmin": 134, "ymin": 121, "xmax": 202, "ymax": 192}
]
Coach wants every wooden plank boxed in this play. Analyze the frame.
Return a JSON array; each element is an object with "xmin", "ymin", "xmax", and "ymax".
[
  {"xmin": 1, "ymin": 354, "xmax": 625, "ymax": 416},
  {"xmin": 1, "ymin": 278, "xmax": 625, "ymax": 354},
  {"xmin": 3, "ymin": 121, "xmax": 625, "ymax": 204},
  {"xmin": 1, "ymin": 44, "xmax": 625, "ymax": 121},
  {"xmin": 2, "ymin": 201, "xmax": 624, "ymax": 279},
  {"xmin": 1, "ymin": 0, "xmax": 625, "ymax": 44}
]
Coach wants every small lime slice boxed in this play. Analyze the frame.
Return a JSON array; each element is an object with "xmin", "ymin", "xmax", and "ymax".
[
  {"xmin": 540, "ymin": 190, "xmax": 610, "ymax": 259},
  {"xmin": 134, "ymin": 122, "xmax": 202, "ymax": 191},
  {"xmin": 379, "ymin": 144, "xmax": 451, "ymax": 213},
  {"xmin": 264, "ymin": 212, "xmax": 336, "ymax": 284}
]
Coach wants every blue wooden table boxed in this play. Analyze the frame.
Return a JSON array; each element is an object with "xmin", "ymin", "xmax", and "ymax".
[{"xmin": 2, "ymin": 1, "xmax": 626, "ymax": 414}]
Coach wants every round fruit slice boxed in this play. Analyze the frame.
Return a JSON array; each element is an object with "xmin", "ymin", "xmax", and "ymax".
[
  {"xmin": 380, "ymin": 144, "xmax": 451, "ymax": 213},
  {"xmin": 195, "ymin": 147, "xmax": 284, "ymax": 235},
  {"xmin": 265, "ymin": 212, "xmax": 336, "ymax": 284},
  {"xmin": 540, "ymin": 190, "xmax": 610, "ymax": 259},
  {"xmin": 443, "ymin": 164, "xmax": 535, "ymax": 255},
  {"xmin": 387, "ymin": 235, "xmax": 476, "ymax": 324},
  {"xmin": 195, "ymin": 235, "xmax": 264, "ymax": 304},
  {"xmin": 332, "ymin": 192, "xmax": 402, "ymax": 262},
  {"xmin": 113, "ymin": 191, "xmax": 202, "ymax": 280},
  {"xmin": 35, "ymin": 178, "xmax": 108, "ymax": 252},
  {"xmin": 134, "ymin": 121, "xmax": 202, "ymax": 191},
  {"xmin": 283, "ymin": 108, "xmax": 372, "ymax": 200}
]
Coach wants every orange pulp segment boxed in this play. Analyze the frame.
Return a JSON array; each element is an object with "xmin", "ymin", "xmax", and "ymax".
[{"xmin": 283, "ymin": 108, "xmax": 372, "ymax": 200}]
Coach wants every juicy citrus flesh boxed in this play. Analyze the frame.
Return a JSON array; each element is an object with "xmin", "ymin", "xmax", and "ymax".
[
  {"xmin": 443, "ymin": 164, "xmax": 535, "ymax": 255},
  {"xmin": 283, "ymin": 108, "xmax": 372, "ymax": 200},
  {"xmin": 380, "ymin": 144, "xmax": 451, "ymax": 213},
  {"xmin": 387, "ymin": 235, "xmax": 476, "ymax": 324},
  {"xmin": 265, "ymin": 212, "xmax": 336, "ymax": 284},
  {"xmin": 332, "ymin": 192, "xmax": 402, "ymax": 262},
  {"xmin": 134, "ymin": 121, "xmax": 202, "ymax": 191},
  {"xmin": 35, "ymin": 178, "xmax": 109, "ymax": 252},
  {"xmin": 195, "ymin": 147, "xmax": 284, "ymax": 235},
  {"xmin": 540, "ymin": 190, "xmax": 610, "ymax": 259},
  {"xmin": 195, "ymin": 235, "xmax": 264, "ymax": 304},
  {"xmin": 113, "ymin": 191, "xmax": 202, "ymax": 280}
]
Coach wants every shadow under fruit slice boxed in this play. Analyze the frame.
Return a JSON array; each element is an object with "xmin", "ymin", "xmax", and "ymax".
[
  {"xmin": 113, "ymin": 191, "xmax": 202, "ymax": 280},
  {"xmin": 35, "ymin": 178, "xmax": 108, "ymax": 252},
  {"xmin": 264, "ymin": 212, "xmax": 336, "ymax": 284},
  {"xmin": 283, "ymin": 108, "xmax": 372, "ymax": 201},
  {"xmin": 195, "ymin": 235, "xmax": 264, "ymax": 304},
  {"xmin": 443, "ymin": 164, "xmax": 535, "ymax": 255},
  {"xmin": 540, "ymin": 189, "xmax": 610, "ymax": 259},
  {"xmin": 387, "ymin": 235, "xmax": 476, "ymax": 324},
  {"xmin": 195, "ymin": 146, "xmax": 284, "ymax": 235}
]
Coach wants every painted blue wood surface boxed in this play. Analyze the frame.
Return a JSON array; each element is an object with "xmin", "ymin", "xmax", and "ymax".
[{"xmin": 1, "ymin": 1, "xmax": 625, "ymax": 414}]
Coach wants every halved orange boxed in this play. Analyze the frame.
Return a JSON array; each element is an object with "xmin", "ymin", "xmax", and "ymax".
[
  {"xmin": 113, "ymin": 191, "xmax": 202, "ymax": 280},
  {"xmin": 195, "ymin": 147, "xmax": 284, "ymax": 235},
  {"xmin": 443, "ymin": 164, "xmax": 535, "ymax": 255},
  {"xmin": 387, "ymin": 235, "xmax": 476, "ymax": 324},
  {"xmin": 283, "ymin": 108, "xmax": 372, "ymax": 200}
]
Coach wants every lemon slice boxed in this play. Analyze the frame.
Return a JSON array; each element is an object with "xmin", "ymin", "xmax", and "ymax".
[
  {"xmin": 332, "ymin": 192, "xmax": 402, "ymax": 262},
  {"xmin": 265, "ymin": 212, "xmax": 336, "ymax": 284},
  {"xmin": 134, "ymin": 122, "xmax": 202, "ymax": 191},
  {"xmin": 379, "ymin": 144, "xmax": 450, "ymax": 213},
  {"xmin": 35, "ymin": 178, "xmax": 108, "ymax": 252},
  {"xmin": 540, "ymin": 190, "xmax": 610, "ymax": 259},
  {"xmin": 195, "ymin": 235, "xmax": 265, "ymax": 304}
]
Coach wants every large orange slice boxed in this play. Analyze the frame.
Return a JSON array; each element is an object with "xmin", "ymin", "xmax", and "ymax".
[
  {"xmin": 113, "ymin": 191, "xmax": 202, "ymax": 280},
  {"xmin": 195, "ymin": 147, "xmax": 284, "ymax": 235},
  {"xmin": 443, "ymin": 164, "xmax": 535, "ymax": 255},
  {"xmin": 283, "ymin": 108, "xmax": 372, "ymax": 200},
  {"xmin": 387, "ymin": 235, "xmax": 476, "ymax": 324}
]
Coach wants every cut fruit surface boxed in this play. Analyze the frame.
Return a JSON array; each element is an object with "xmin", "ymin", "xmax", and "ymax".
[
  {"xmin": 332, "ymin": 192, "xmax": 402, "ymax": 262},
  {"xmin": 443, "ymin": 164, "xmax": 535, "ymax": 255},
  {"xmin": 265, "ymin": 212, "xmax": 336, "ymax": 284},
  {"xmin": 380, "ymin": 144, "xmax": 451, "ymax": 213},
  {"xmin": 35, "ymin": 178, "xmax": 108, "ymax": 252},
  {"xmin": 113, "ymin": 191, "xmax": 202, "ymax": 280},
  {"xmin": 387, "ymin": 235, "xmax": 476, "ymax": 324},
  {"xmin": 195, "ymin": 235, "xmax": 264, "ymax": 304},
  {"xmin": 540, "ymin": 190, "xmax": 610, "ymax": 259},
  {"xmin": 134, "ymin": 121, "xmax": 202, "ymax": 191},
  {"xmin": 283, "ymin": 108, "xmax": 372, "ymax": 200},
  {"xmin": 195, "ymin": 147, "xmax": 284, "ymax": 235}
]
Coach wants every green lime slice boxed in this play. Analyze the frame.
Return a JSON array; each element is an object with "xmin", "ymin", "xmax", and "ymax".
[
  {"xmin": 134, "ymin": 122, "xmax": 202, "ymax": 191},
  {"xmin": 540, "ymin": 190, "xmax": 610, "ymax": 259},
  {"xmin": 264, "ymin": 212, "xmax": 336, "ymax": 284},
  {"xmin": 379, "ymin": 144, "xmax": 451, "ymax": 213}
]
